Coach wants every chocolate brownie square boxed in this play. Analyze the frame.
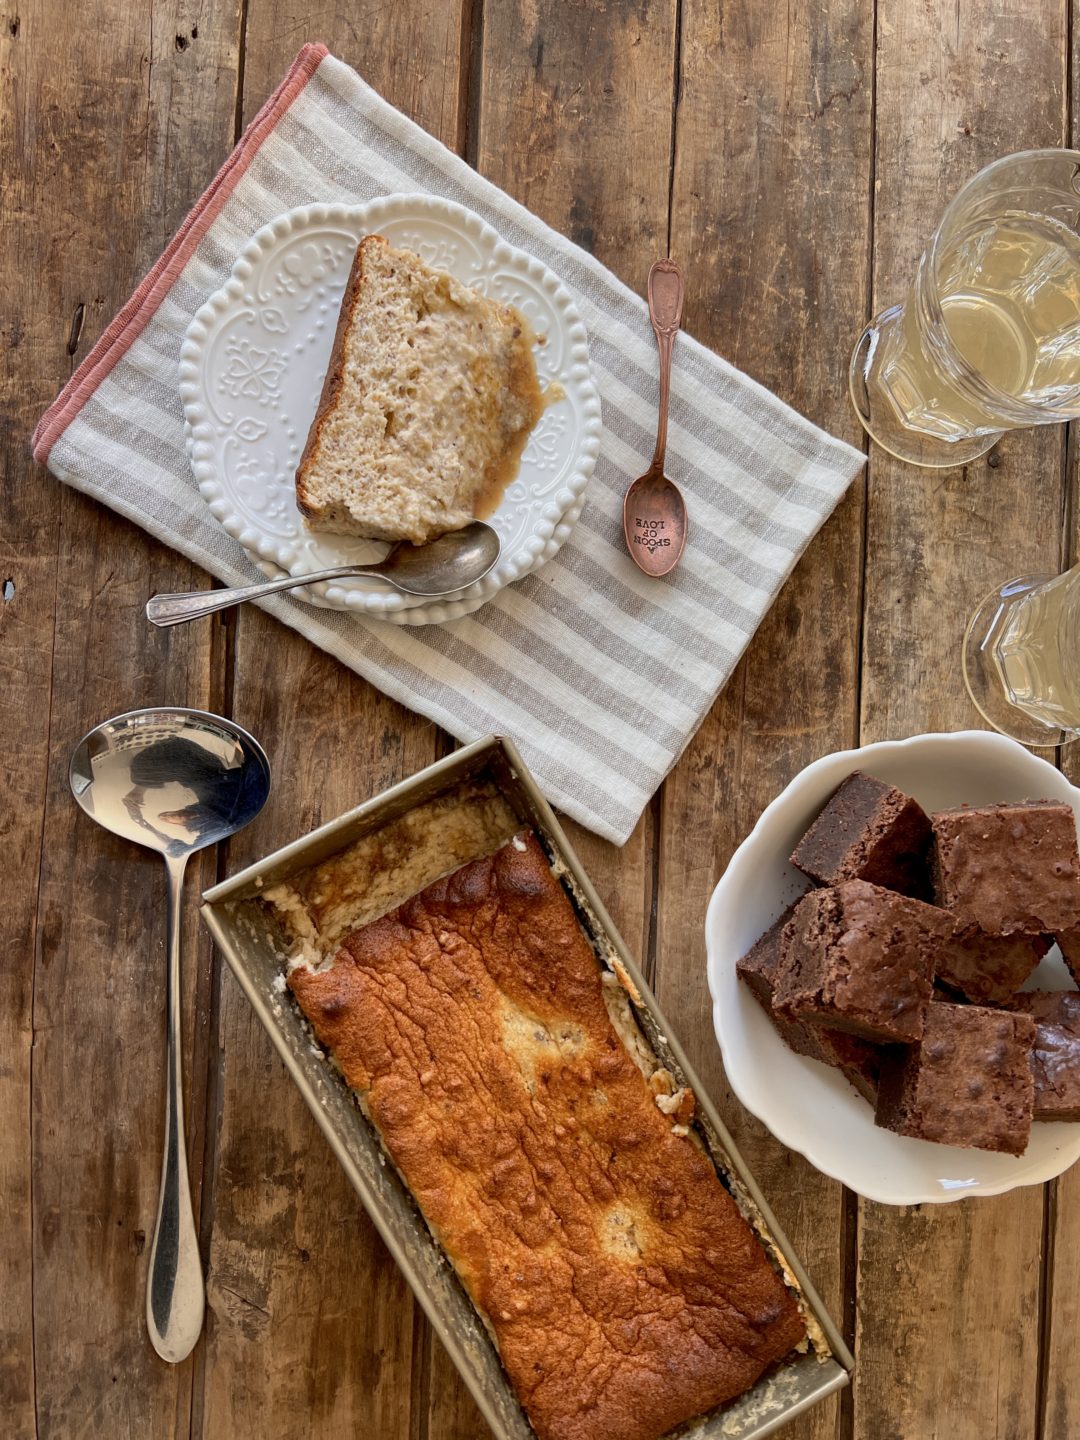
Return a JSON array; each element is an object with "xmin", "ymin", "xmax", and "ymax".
[
  {"xmin": 875, "ymin": 1003, "xmax": 1035, "ymax": 1155},
  {"xmin": 791, "ymin": 771, "xmax": 933, "ymax": 898},
  {"xmin": 810, "ymin": 1028, "xmax": 883, "ymax": 1104},
  {"xmin": 738, "ymin": 908, "xmax": 882, "ymax": 1102},
  {"xmin": 773, "ymin": 880, "xmax": 947, "ymax": 1044},
  {"xmin": 737, "ymin": 908, "xmax": 822, "ymax": 1059},
  {"xmin": 934, "ymin": 930, "xmax": 1049, "ymax": 1007},
  {"xmin": 1055, "ymin": 928, "xmax": 1080, "ymax": 986},
  {"xmin": 932, "ymin": 802, "xmax": 1080, "ymax": 937},
  {"xmin": 1012, "ymin": 991, "xmax": 1080, "ymax": 1122}
]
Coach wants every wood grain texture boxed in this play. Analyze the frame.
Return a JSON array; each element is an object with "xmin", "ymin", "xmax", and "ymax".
[
  {"xmin": 1042, "ymin": 1165, "xmax": 1080, "ymax": 1440},
  {"xmin": 1042, "ymin": 32, "xmax": 1080, "ymax": 1438},
  {"xmin": 856, "ymin": 2, "xmax": 1067, "ymax": 1438},
  {"xmin": 656, "ymin": 4, "xmax": 873, "ymax": 1436},
  {"xmin": 0, "ymin": 6, "xmax": 61, "ymax": 1431},
  {"xmin": 193, "ymin": 11, "xmax": 469, "ymax": 1438},
  {"xmin": 386, "ymin": 6, "xmax": 677, "ymax": 1433},
  {"xmin": 11, "ymin": 0, "xmax": 239, "ymax": 1435},
  {"xmin": 11, "ymin": 3, "xmax": 1080, "ymax": 1437},
  {"xmin": 476, "ymin": 0, "xmax": 675, "ymax": 963}
]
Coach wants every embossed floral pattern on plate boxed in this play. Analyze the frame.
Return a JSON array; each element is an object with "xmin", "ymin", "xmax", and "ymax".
[{"xmin": 180, "ymin": 195, "xmax": 602, "ymax": 622}]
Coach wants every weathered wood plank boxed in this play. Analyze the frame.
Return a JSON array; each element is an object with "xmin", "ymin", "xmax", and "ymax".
[
  {"xmin": 17, "ymin": 1, "xmax": 240, "ymax": 1435},
  {"xmin": 656, "ymin": 4, "xmax": 873, "ymax": 1436},
  {"xmin": 0, "ymin": 7, "xmax": 62, "ymax": 1429},
  {"xmin": 404, "ymin": 4, "xmax": 679, "ymax": 1432},
  {"xmin": 1042, "ymin": 1165, "xmax": 1080, "ymax": 1440},
  {"xmin": 856, "ymin": 2, "xmax": 1067, "ymax": 1437},
  {"xmin": 476, "ymin": 0, "xmax": 675, "ymax": 973},
  {"xmin": 1040, "ymin": 31, "xmax": 1080, "ymax": 1436},
  {"xmin": 195, "ymin": 13, "xmax": 469, "ymax": 1438}
]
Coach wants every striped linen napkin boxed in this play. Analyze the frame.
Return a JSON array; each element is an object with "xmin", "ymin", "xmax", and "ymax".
[{"xmin": 32, "ymin": 44, "xmax": 864, "ymax": 846}]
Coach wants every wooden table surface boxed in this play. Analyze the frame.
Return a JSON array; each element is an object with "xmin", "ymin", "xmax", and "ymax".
[{"xmin": 5, "ymin": 1, "xmax": 1079, "ymax": 1437}]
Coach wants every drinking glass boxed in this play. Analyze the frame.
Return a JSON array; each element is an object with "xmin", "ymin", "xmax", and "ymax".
[
  {"xmin": 964, "ymin": 563, "xmax": 1080, "ymax": 747},
  {"xmin": 851, "ymin": 150, "xmax": 1080, "ymax": 467}
]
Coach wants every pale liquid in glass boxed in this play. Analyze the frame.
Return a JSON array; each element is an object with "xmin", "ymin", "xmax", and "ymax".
[
  {"xmin": 994, "ymin": 567, "xmax": 1080, "ymax": 733},
  {"xmin": 881, "ymin": 214, "xmax": 1080, "ymax": 439}
]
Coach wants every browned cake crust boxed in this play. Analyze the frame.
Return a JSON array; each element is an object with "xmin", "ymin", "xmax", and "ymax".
[{"xmin": 289, "ymin": 833, "xmax": 806, "ymax": 1440}]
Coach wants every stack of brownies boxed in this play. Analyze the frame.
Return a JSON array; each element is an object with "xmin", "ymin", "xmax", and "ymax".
[{"xmin": 738, "ymin": 772, "xmax": 1080, "ymax": 1156}]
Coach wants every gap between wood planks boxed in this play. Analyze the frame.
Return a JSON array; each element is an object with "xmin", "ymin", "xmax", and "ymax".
[{"xmin": 841, "ymin": 0, "xmax": 879, "ymax": 1434}]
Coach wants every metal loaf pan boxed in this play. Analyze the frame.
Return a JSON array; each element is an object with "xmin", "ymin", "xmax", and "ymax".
[{"xmin": 201, "ymin": 735, "xmax": 853, "ymax": 1440}]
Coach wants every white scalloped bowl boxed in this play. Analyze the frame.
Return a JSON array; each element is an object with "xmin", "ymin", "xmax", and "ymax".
[
  {"xmin": 705, "ymin": 731, "xmax": 1080, "ymax": 1205},
  {"xmin": 179, "ymin": 196, "xmax": 601, "ymax": 622}
]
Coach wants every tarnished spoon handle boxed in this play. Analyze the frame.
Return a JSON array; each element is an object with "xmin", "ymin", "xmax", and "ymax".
[
  {"xmin": 146, "ymin": 853, "xmax": 204, "ymax": 1363},
  {"xmin": 146, "ymin": 566, "xmax": 380, "ymax": 626},
  {"xmin": 647, "ymin": 258, "xmax": 685, "ymax": 476}
]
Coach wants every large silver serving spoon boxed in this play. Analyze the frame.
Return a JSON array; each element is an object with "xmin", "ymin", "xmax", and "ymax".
[
  {"xmin": 145, "ymin": 521, "xmax": 502, "ymax": 627},
  {"xmin": 69, "ymin": 708, "xmax": 271, "ymax": 1363}
]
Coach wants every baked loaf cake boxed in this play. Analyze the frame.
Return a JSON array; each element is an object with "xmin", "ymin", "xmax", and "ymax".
[
  {"xmin": 287, "ymin": 831, "xmax": 805, "ymax": 1440},
  {"xmin": 295, "ymin": 235, "xmax": 543, "ymax": 545}
]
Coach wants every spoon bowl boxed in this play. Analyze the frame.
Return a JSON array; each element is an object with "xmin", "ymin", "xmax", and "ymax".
[
  {"xmin": 623, "ymin": 259, "xmax": 689, "ymax": 577},
  {"xmin": 70, "ymin": 708, "xmax": 271, "ymax": 1364},
  {"xmin": 146, "ymin": 521, "xmax": 502, "ymax": 627},
  {"xmin": 70, "ymin": 708, "xmax": 272, "ymax": 857},
  {"xmin": 623, "ymin": 469, "xmax": 689, "ymax": 576}
]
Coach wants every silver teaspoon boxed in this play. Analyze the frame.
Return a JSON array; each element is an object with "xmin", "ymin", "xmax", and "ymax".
[
  {"xmin": 146, "ymin": 521, "xmax": 502, "ymax": 627},
  {"xmin": 69, "ymin": 708, "xmax": 272, "ymax": 1363}
]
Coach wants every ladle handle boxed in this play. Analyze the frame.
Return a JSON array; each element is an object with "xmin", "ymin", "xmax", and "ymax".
[
  {"xmin": 647, "ymin": 258, "xmax": 685, "ymax": 475},
  {"xmin": 145, "ymin": 852, "xmax": 205, "ymax": 1363},
  {"xmin": 146, "ymin": 565, "xmax": 382, "ymax": 626}
]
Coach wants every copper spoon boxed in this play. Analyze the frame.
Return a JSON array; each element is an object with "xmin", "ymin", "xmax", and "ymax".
[{"xmin": 623, "ymin": 258, "xmax": 688, "ymax": 576}]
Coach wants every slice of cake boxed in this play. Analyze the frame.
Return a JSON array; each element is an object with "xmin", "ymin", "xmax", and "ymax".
[
  {"xmin": 296, "ymin": 235, "xmax": 544, "ymax": 545},
  {"xmin": 874, "ymin": 1002, "xmax": 1035, "ymax": 1155},
  {"xmin": 791, "ymin": 771, "xmax": 933, "ymax": 898}
]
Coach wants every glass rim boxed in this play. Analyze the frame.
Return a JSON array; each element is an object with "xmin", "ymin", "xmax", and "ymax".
[{"xmin": 917, "ymin": 148, "xmax": 1080, "ymax": 423}]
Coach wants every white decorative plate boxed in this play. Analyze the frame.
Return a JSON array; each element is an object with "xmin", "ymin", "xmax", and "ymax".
[
  {"xmin": 179, "ymin": 196, "xmax": 601, "ymax": 621},
  {"xmin": 705, "ymin": 731, "xmax": 1080, "ymax": 1205}
]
